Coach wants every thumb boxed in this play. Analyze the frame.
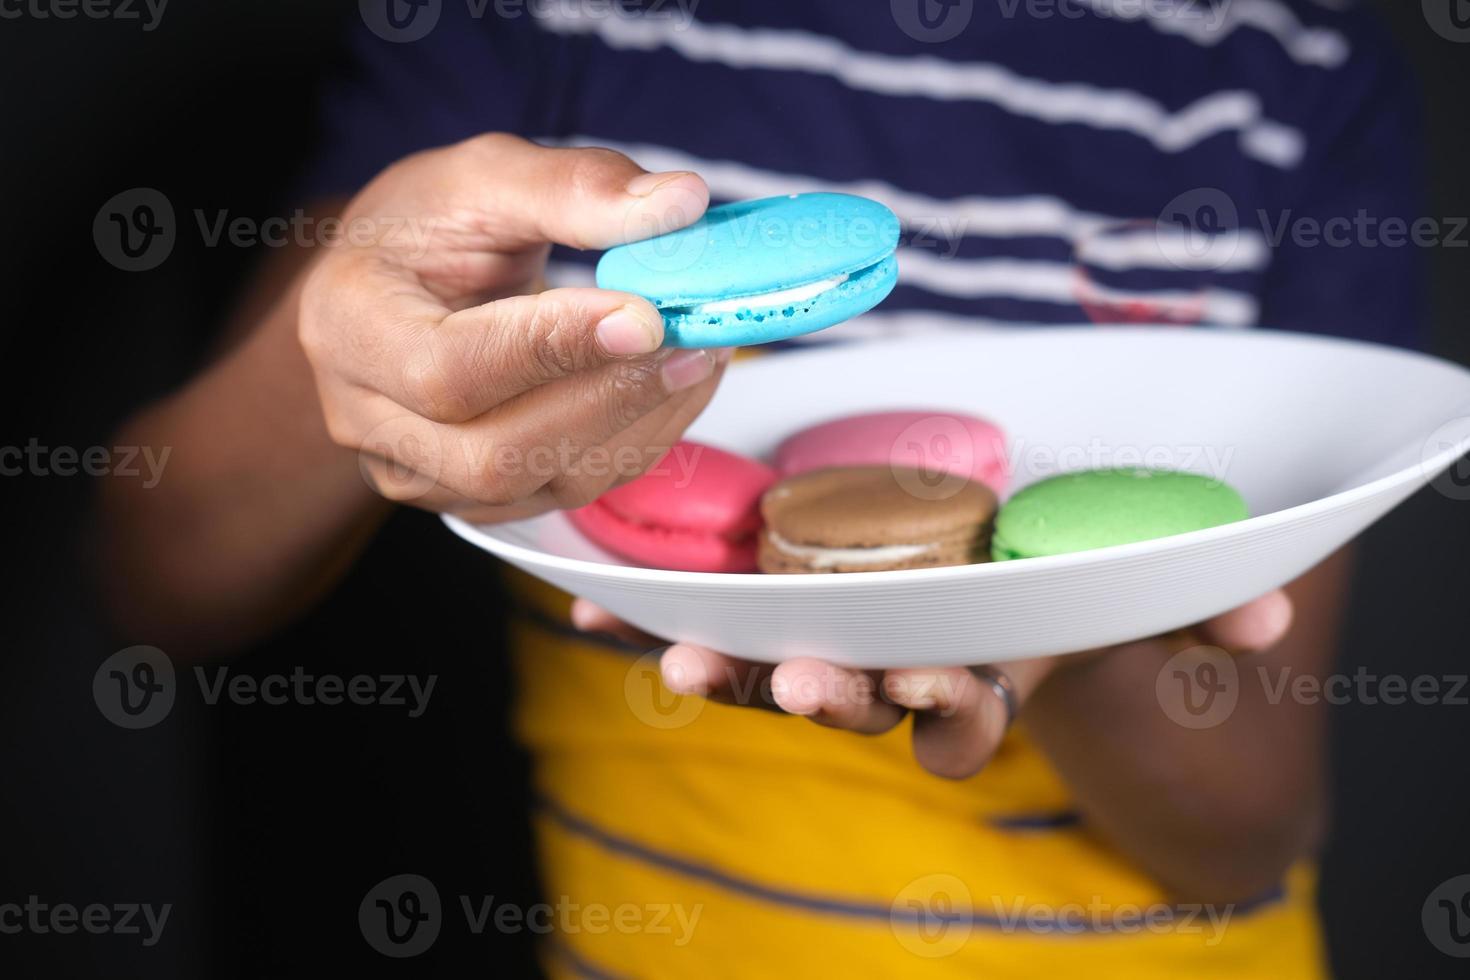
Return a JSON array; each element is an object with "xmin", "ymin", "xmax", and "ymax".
[
  {"xmin": 453, "ymin": 134, "xmax": 710, "ymax": 251},
  {"xmin": 1196, "ymin": 590, "xmax": 1295, "ymax": 654}
]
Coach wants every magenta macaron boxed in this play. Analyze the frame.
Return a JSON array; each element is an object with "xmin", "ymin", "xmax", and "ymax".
[
  {"xmin": 774, "ymin": 410, "xmax": 1009, "ymax": 494},
  {"xmin": 569, "ymin": 440, "xmax": 778, "ymax": 573}
]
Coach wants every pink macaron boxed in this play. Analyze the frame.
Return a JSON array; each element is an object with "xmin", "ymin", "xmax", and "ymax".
[
  {"xmin": 569, "ymin": 440, "xmax": 778, "ymax": 573},
  {"xmin": 774, "ymin": 410, "xmax": 1009, "ymax": 494}
]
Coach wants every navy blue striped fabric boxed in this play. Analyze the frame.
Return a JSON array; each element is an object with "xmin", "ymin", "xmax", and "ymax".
[{"xmin": 309, "ymin": 0, "xmax": 1425, "ymax": 346}]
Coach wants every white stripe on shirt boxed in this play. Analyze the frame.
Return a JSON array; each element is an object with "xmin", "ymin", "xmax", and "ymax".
[
  {"xmin": 897, "ymin": 250, "xmax": 1259, "ymax": 326},
  {"xmin": 533, "ymin": 2, "xmax": 1307, "ymax": 168},
  {"xmin": 1078, "ymin": 0, "xmax": 1351, "ymax": 68}
]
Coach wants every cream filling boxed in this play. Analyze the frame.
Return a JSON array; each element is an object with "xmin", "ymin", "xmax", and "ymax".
[
  {"xmin": 690, "ymin": 273, "xmax": 849, "ymax": 315},
  {"xmin": 768, "ymin": 532, "xmax": 935, "ymax": 569}
]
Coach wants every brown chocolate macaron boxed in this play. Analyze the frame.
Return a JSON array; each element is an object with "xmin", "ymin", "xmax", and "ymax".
[{"xmin": 758, "ymin": 466, "xmax": 997, "ymax": 574}]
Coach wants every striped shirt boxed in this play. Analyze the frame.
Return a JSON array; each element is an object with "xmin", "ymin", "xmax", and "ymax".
[
  {"xmin": 312, "ymin": 0, "xmax": 1424, "ymax": 346},
  {"xmin": 309, "ymin": 2, "xmax": 1421, "ymax": 975}
]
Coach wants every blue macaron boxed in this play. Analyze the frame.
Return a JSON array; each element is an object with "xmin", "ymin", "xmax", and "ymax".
[{"xmin": 595, "ymin": 192, "xmax": 901, "ymax": 348}]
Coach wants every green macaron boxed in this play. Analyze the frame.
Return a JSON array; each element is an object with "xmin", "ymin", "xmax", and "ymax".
[{"xmin": 992, "ymin": 468, "xmax": 1248, "ymax": 561}]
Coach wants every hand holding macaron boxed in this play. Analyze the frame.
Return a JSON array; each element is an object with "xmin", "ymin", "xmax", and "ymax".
[
  {"xmin": 299, "ymin": 134, "xmax": 729, "ymax": 525},
  {"xmin": 303, "ymin": 137, "xmax": 904, "ymax": 524}
]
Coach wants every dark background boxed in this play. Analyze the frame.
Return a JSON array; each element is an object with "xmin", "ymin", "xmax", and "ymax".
[{"xmin": 1, "ymin": 1, "xmax": 1466, "ymax": 976}]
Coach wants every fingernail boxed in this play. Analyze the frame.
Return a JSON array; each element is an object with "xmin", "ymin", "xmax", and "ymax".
[
  {"xmin": 661, "ymin": 349, "xmax": 716, "ymax": 393},
  {"xmin": 659, "ymin": 647, "xmax": 708, "ymax": 695},
  {"xmin": 884, "ymin": 675, "xmax": 936, "ymax": 710},
  {"xmin": 770, "ymin": 682, "xmax": 819, "ymax": 717},
  {"xmin": 714, "ymin": 347, "xmax": 735, "ymax": 365},
  {"xmin": 596, "ymin": 306, "xmax": 662, "ymax": 356},
  {"xmin": 626, "ymin": 170, "xmax": 694, "ymax": 198}
]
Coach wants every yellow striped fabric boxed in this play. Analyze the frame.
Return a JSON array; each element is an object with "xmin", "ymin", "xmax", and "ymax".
[{"xmin": 503, "ymin": 571, "xmax": 1326, "ymax": 978}]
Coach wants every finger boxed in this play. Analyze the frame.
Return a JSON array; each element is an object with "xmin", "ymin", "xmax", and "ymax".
[
  {"xmin": 457, "ymin": 135, "xmax": 711, "ymax": 251},
  {"xmin": 405, "ymin": 357, "xmax": 725, "ymax": 516},
  {"xmin": 351, "ymin": 347, "xmax": 726, "ymax": 515},
  {"xmin": 590, "ymin": 349, "xmax": 731, "ymax": 491},
  {"xmin": 347, "ymin": 137, "xmax": 706, "ymax": 297},
  {"xmin": 417, "ymin": 288, "xmax": 680, "ymax": 421},
  {"xmin": 660, "ymin": 645, "xmax": 780, "ymax": 713},
  {"xmin": 570, "ymin": 599, "xmax": 664, "ymax": 648},
  {"xmin": 359, "ymin": 451, "xmax": 561, "ymax": 520},
  {"xmin": 885, "ymin": 667, "xmax": 1008, "ymax": 780},
  {"xmin": 447, "ymin": 495, "xmax": 559, "ymax": 525},
  {"xmin": 306, "ymin": 245, "xmax": 694, "ymax": 426},
  {"xmin": 461, "ymin": 350, "xmax": 718, "ymax": 508},
  {"xmin": 1196, "ymin": 590, "xmax": 1294, "ymax": 653},
  {"xmin": 338, "ymin": 346, "xmax": 718, "ymax": 509},
  {"xmin": 334, "ymin": 279, "xmax": 677, "ymax": 424},
  {"xmin": 771, "ymin": 658, "xmax": 905, "ymax": 735}
]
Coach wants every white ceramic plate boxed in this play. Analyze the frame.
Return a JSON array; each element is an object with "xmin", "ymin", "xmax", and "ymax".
[{"xmin": 445, "ymin": 327, "xmax": 1470, "ymax": 667}]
